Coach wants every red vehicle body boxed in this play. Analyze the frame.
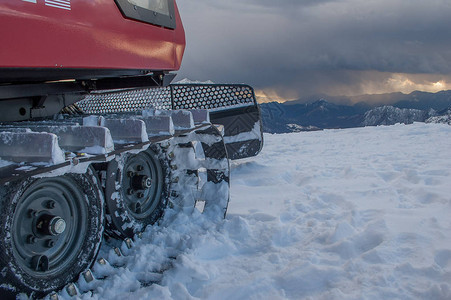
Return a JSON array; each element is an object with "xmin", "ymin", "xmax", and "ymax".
[{"xmin": 0, "ymin": 0, "xmax": 185, "ymax": 83}]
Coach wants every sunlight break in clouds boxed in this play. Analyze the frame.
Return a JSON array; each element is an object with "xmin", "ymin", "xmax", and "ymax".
[
  {"xmin": 385, "ymin": 74, "xmax": 450, "ymax": 94},
  {"xmin": 255, "ymin": 72, "xmax": 451, "ymax": 104},
  {"xmin": 356, "ymin": 73, "xmax": 451, "ymax": 96},
  {"xmin": 255, "ymin": 89, "xmax": 298, "ymax": 103}
]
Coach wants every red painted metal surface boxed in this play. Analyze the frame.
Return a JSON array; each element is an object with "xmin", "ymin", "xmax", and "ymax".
[{"xmin": 0, "ymin": 0, "xmax": 185, "ymax": 72}]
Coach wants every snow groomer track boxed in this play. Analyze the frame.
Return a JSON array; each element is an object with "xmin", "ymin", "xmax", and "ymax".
[{"xmin": 0, "ymin": 84, "xmax": 263, "ymax": 299}]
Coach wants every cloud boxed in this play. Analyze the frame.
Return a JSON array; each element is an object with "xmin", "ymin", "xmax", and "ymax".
[
  {"xmin": 361, "ymin": 73, "xmax": 451, "ymax": 95},
  {"xmin": 175, "ymin": 0, "xmax": 451, "ymax": 101},
  {"xmin": 254, "ymin": 71, "xmax": 451, "ymax": 103}
]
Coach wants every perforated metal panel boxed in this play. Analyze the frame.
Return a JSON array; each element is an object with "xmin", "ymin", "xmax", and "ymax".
[
  {"xmin": 76, "ymin": 87, "xmax": 172, "ymax": 114},
  {"xmin": 76, "ymin": 84, "xmax": 257, "ymax": 114},
  {"xmin": 171, "ymin": 84, "xmax": 255, "ymax": 110},
  {"xmin": 74, "ymin": 84, "xmax": 263, "ymax": 160}
]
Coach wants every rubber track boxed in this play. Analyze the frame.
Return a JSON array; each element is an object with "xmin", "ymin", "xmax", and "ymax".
[{"xmin": 43, "ymin": 127, "xmax": 229, "ymax": 299}]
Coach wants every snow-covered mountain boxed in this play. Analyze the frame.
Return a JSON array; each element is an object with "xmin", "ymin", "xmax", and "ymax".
[
  {"xmin": 260, "ymin": 100, "xmax": 365, "ymax": 133},
  {"xmin": 286, "ymin": 123, "xmax": 321, "ymax": 132},
  {"xmin": 361, "ymin": 105, "xmax": 432, "ymax": 126},
  {"xmin": 261, "ymin": 90, "xmax": 451, "ymax": 133},
  {"xmin": 426, "ymin": 108, "xmax": 451, "ymax": 125},
  {"xmin": 55, "ymin": 123, "xmax": 451, "ymax": 300}
]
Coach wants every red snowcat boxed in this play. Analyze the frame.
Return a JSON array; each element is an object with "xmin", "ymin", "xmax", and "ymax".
[{"xmin": 0, "ymin": 0, "xmax": 263, "ymax": 298}]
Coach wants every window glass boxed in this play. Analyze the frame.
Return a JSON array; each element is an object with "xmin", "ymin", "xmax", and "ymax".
[
  {"xmin": 128, "ymin": 0, "xmax": 169, "ymax": 16},
  {"xmin": 115, "ymin": 0, "xmax": 176, "ymax": 29}
]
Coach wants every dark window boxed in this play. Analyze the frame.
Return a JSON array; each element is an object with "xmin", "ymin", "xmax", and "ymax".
[{"xmin": 115, "ymin": 0, "xmax": 176, "ymax": 29}]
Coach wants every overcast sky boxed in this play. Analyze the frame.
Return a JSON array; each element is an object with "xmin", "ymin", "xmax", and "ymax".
[{"xmin": 175, "ymin": 0, "xmax": 451, "ymax": 102}]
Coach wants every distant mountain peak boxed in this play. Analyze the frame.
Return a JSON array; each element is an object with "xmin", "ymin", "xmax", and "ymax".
[
  {"xmin": 309, "ymin": 99, "xmax": 330, "ymax": 108},
  {"xmin": 283, "ymin": 90, "xmax": 451, "ymax": 109},
  {"xmin": 260, "ymin": 90, "xmax": 451, "ymax": 133},
  {"xmin": 426, "ymin": 107, "xmax": 451, "ymax": 125},
  {"xmin": 362, "ymin": 106, "xmax": 430, "ymax": 126}
]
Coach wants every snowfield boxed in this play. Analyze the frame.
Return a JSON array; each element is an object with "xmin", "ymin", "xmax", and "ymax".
[{"xmin": 59, "ymin": 123, "xmax": 451, "ymax": 300}]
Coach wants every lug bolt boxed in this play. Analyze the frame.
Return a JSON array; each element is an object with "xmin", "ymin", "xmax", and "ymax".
[
  {"xmin": 127, "ymin": 188, "xmax": 135, "ymax": 195},
  {"xmin": 136, "ymin": 165, "xmax": 144, "ymax": 171},
  {"xmin": 28, "ymin": 209, "xmax": 37, "ymax": 218},
  {"xmin": 46, "ymin": 200, "xmax": 56, "ymax": 209},
  {"xmin": 137, "ymin": 192, "xmax": 144, "ymax": 199},
  {"xmin": 27, "ymin": 235, "xmax": 37, "ymax": 244},
  {"xmin": 46, "ymin": 239, "xmax": 55, "ymax": 248},
  {"xmin": 127, "ymin": 171, "xmax": 134, "ymax": 178},
  {"xmin": 142, "ymin": 176, "xmax": 152, "ymax": 189}
]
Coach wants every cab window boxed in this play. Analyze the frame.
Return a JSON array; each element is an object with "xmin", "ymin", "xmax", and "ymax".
[{"xmin": 115, "ymin": 0, "xmax": 176, "ymax": 29}]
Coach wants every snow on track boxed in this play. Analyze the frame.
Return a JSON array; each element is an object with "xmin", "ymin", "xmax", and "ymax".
[{"xmin": 66, "ymin": 123, "xmax": 451, "ymax": 300}]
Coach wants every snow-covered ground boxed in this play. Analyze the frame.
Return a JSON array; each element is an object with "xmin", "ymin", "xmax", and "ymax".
[{"xmin": 68, "ymin": 123, "xmax": 451, "ymax": 300}]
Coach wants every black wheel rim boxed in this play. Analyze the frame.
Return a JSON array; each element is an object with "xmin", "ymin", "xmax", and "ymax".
[
  {"xmin": 11, "ymin": 177, "xmax": 87, "ymax": 277},
  {"xmin": 121, "ymin": 149, "xmax": 163, "ymax": 220}
]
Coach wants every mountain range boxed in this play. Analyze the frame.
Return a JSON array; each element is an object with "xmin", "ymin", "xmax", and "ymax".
[{"xmin": 260, "ymin": 90, "xmax": 451, "ymax": 133}]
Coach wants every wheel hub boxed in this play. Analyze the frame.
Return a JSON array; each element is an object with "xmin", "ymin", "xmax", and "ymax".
[
  {"xmin": 11, "ymin": 177, "xmax": 89, "ymax": 276},
  {"xmin": 48, "ymin": 216, "xmax": 66, "ymax": 236},
  {"xmin": 4, "ymin": 170, "xmax": 103, "ymax": 294},
  {"xmin": 112, "ymin": 149, "xmax": 165, "ymax": 227},
  {"xmin": 36, "ymin": 215, "xmax": 66, "ymax": 236},
  {"xmin": 122, "ymin": 153, "xmax": 159, "ymax": 217},
  {"xmin": 131, "ymin": 175, "xmax": 152, "ymax": 190}
]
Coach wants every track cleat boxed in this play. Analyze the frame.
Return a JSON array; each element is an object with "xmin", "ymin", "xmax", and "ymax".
[
  {"xmin": 125, "ymin": 238, "xmax": 133, "ymax": 249},
  {"xmin": 50, "ymin": 292, "xmax": 59, "ymax": 300},
  {"xmin": 65, "ymin": 283, "xmax": 78, "ymax": 297},
  {"xmin": 114, "ymin": 247, "xmax": 122, "ymax": 257},
  {"xmin": 92, "ymin": 257, "xmax": 114, "ymax": 280},
  {"xmin": 82, "ymin": 270, "xmax": 95, "ymax": 283}
]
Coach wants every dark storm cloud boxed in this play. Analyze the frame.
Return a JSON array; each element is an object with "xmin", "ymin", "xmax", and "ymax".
[{"xmin": 176, "ymin": 0, "xmax": 451, "ymax": 100}]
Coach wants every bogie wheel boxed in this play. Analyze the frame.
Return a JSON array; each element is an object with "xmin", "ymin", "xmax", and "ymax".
[
  {"xmin": 105, "ymin": 145, "xmax": 169, "ymax": 238},
  {"xmin": 0, "ymin": 167, "xmax": 104, "ymax": 298}
]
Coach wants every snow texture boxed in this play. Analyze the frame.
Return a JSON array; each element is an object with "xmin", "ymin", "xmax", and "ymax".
[
  {"xmin": 286, "ymin": 124, "xmax": 321, "ymax": 132},
  {"xmin": 0, "ymin": 159, "xmax": 13, "ymax": 168},
  {"xmin": 223, "ymin": 121, "xmax": 262, "ymax": 143},
  {"xmin": 176, "ymin": 78, "xmax": 215, "ymax": 85},
  {"xmin": 53, "ymin": 123, "xmax": 451, "ymax": 300}
]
